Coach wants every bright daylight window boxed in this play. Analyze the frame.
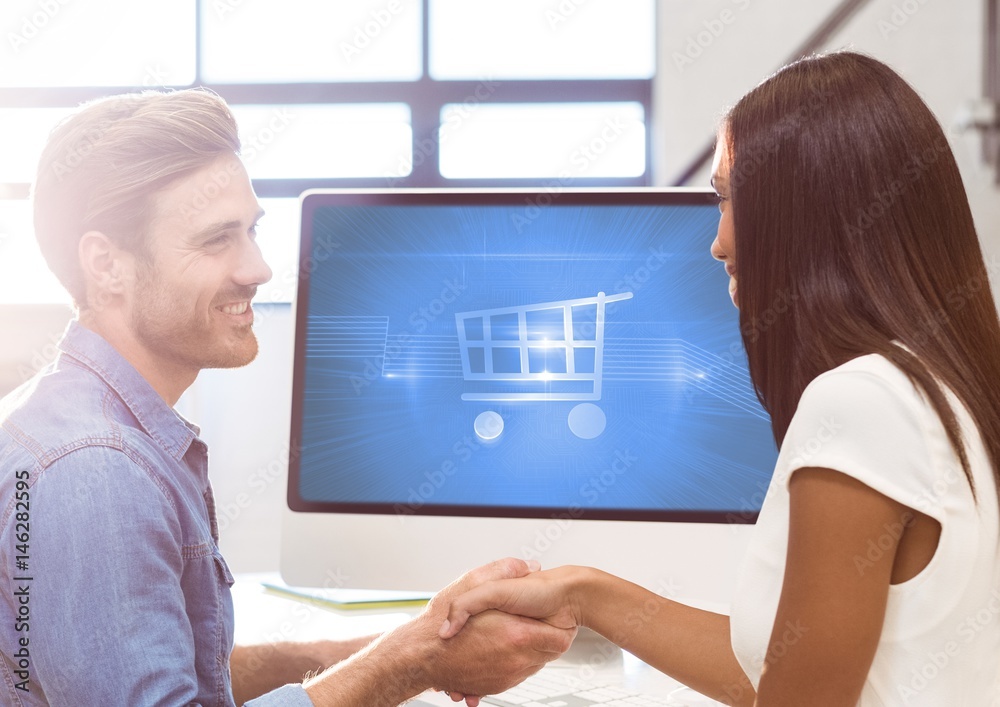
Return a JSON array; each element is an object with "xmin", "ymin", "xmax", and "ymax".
[{"xmin": 0, "ymin": 0, "xmax": 656, "ymax": 304}]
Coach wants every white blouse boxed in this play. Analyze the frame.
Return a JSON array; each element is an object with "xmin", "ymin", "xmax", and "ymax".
[{"xmin": 730, "ymin": 354, "xmax": 1000, "ymax": 705}]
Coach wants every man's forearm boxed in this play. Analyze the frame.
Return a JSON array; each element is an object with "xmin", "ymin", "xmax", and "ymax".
[
  {"xmin": 303, "ymin": 624, "xmax": 434, "ymax": 707},
  {"xmin": 231, "ymin": 636, "xmax": 377, "ymax": 704}
]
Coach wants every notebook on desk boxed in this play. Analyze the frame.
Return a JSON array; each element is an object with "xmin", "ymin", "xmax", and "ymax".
[{"xmin": 260, "ymin": 579, "xmax": 432, "ymax": 612}]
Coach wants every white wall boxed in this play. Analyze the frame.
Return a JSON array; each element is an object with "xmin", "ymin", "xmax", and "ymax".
[
  {"xmin": 196, "ymin": 1, "xmax": 1000, "ymax": 574},
  {"xmin": 655, "ymin": 0, "xmax": 1000, "ymax": 298}
]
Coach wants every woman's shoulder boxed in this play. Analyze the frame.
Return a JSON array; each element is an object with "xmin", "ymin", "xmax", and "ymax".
[
  {"xmin": 800, "ymin": 352, "xmax": 925, "ymax": 412},
  {"xmin": 785, "ymin": 351, "xmax": 942, "ymax": 473},
  {"xmin": 781, "ymin": 352, "xmax": 973, "ymax": 520}
]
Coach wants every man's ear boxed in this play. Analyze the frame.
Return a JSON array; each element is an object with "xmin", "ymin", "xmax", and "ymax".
[{"xmin": 78, "ymin": 231, "xmax": 135, "ymax": 309}]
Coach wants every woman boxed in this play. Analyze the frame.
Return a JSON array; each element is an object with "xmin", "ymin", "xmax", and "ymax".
[{"xmin": 439, "ymin": 52, "xmax": 1000, "ymax": 705}]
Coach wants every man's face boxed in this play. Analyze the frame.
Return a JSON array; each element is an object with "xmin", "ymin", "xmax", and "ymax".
[{"xmin": 127, "ymin": 155, "xmax": 272, "ymax": 372}]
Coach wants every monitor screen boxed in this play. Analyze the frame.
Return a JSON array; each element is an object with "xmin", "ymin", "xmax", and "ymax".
[{"xmin": 288, "ymin": 190, "xmax": 777, "ymax": 525}]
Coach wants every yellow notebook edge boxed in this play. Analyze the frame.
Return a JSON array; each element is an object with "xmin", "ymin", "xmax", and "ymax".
[{"xmin": 261, "ymin": 582, "xmax": 432, "ymax": 612}]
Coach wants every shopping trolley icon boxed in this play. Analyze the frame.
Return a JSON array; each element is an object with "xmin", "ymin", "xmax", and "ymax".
[{"xmin": 455, "ymin": 291, "xmax": 634, "ymax": 440}]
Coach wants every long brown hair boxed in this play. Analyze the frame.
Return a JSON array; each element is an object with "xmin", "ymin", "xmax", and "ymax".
[{"xmin": 725, "ymin": 51, "xmax": 1000, "ymax": 502}]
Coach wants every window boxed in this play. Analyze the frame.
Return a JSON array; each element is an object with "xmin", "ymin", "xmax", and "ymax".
[
  {"xmin": 429, "ymin": 0, "xmax": 655, "ymax": 80},
  {"xmin": 438, "ymin": 102, "xmax": 646, "ymax": 179},
  {"xmin": 1, "ymin": 1, "xmax": 195, "ymax": 87},
  {"xmin": 231, "ymin": 104, "xmax": 413, "ymax": 180},
  {"xmin": 201, "ymin": 1, "xmax": 423, "ymax": 83},
  {"xmin": 0, "ymin": 0, "xmax": 656, "ymax": 304}
]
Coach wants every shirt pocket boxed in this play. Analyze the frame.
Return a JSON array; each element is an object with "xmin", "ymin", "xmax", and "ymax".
[
  {"xmin": 211, "ymin": 549, "xmax": 237, "ymax": 706},
  {"xmin": 211, "ymin": 549, "xmax": 235, "ymax": 587}
]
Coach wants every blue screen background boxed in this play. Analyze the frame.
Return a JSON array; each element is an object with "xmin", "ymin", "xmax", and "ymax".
[{"xmin": 296, "ymin": 202, "xmax": 777, "ymax": 516}]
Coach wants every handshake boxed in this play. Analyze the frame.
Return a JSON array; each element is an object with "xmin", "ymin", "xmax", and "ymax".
[{"xmin": 300, "ymin": 558, "xmax": 584, "ymax": 707}]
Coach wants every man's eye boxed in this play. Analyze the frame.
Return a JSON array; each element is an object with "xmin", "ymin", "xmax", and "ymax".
[{"xmin": 206, "ymin": 234, "xmax": 229, "ymax": 247}]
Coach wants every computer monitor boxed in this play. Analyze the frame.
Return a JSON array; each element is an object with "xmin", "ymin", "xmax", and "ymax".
[{"xmin": 281, "ymin": 189, "xmax": 777, "ymax": 609}]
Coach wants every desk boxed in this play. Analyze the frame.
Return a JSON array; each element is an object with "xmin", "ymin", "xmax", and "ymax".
[{"xmin": 232, "ymin": 573, "xmax": 724, "ymax": 706}]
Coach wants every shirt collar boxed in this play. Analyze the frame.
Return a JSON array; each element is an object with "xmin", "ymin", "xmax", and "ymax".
[{"xmin": 57, "ymin": 319, "xmax": 200, "ymax": 461}]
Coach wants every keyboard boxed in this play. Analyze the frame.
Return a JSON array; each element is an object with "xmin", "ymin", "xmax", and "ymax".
[{"xmin": 482, "ymin": 671, "xmax": 687, "ymax": 707}]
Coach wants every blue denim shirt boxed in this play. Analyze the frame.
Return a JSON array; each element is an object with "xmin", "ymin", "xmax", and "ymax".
[{"xmin": 0, "ymin": 321, "xmax": 312, "ymax": 706}]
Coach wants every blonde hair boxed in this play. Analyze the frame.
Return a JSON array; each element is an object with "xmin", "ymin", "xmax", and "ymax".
[{"xmin": 32, "ymin": 88, "xmax": 241, "ymax": 307}]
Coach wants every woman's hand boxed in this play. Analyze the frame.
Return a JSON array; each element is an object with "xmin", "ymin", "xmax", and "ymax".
[{"xmin": 438, "ymin": 565, "xmax": 586, "ymax": 639}]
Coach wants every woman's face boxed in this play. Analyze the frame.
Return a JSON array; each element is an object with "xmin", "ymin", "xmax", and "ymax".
[{"xmin": 710, "ymin": 132, "xmax": 737, "ymax": 308}]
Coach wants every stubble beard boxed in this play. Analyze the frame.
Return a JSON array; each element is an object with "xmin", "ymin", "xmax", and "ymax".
[{"xmin": 130, "ymin": 270, "xmax": 260, "ymax": 371}]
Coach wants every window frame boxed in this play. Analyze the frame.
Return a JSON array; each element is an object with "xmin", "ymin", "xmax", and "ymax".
[{"xmin": 0, "ymin": 0, "xmax": 654, "ymax": 198}]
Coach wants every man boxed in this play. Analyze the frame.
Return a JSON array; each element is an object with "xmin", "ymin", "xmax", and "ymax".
[{"xmin": 0, "ymin": 89, "xmax": 573, "ymax": 706}]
